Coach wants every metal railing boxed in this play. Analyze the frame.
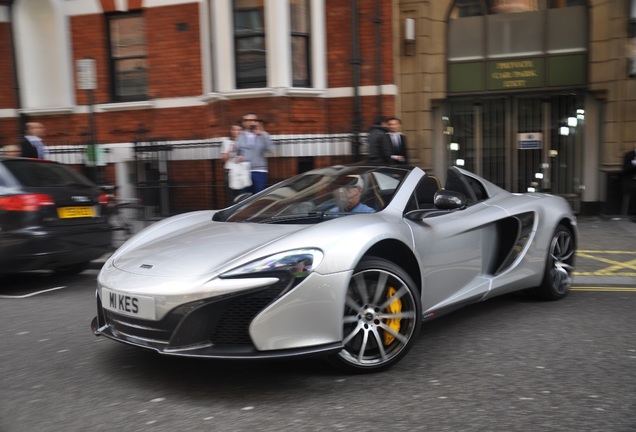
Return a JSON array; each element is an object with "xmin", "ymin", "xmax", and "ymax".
[{"xmin": 47, "ymin": 133, "xmax": 366, "ymax": 217}]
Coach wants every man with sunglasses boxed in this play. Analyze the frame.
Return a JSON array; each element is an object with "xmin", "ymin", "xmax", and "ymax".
[{"xmin": 235, "ymin": 112, "xmax": 275, "ymax": 193}]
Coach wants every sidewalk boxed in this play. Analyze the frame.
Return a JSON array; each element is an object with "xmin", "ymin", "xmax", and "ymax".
[{"xmin": 90, "ymin": 216, "xmax": 636, "ymax": 287}]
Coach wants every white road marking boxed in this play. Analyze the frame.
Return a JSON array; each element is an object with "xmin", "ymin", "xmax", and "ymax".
[{"xmin": 0, "ymin": 286, "xmax": 68, "ymax": 299}]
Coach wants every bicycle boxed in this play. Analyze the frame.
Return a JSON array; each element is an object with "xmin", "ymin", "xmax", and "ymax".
[{"xmin": 101, "ymin": 185, "xmax": 146, "ymax": 245}]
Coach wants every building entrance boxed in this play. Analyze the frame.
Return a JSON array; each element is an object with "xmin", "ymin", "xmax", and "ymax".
[{"xmin": 443, "ymin": 93, "xmax": 585, "ymax": 211}]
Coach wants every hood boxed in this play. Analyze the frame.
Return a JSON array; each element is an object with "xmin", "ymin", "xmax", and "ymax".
[{"xmin": 112, "ymin": 221, "xmax": 306, "ymax": 277}]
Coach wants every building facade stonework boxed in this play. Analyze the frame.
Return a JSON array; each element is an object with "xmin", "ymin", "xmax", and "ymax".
[{"xmin": 397, "ymin": 0, "xmax": 635, "ymax": 214}]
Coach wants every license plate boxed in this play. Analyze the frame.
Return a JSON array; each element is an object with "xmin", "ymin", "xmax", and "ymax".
[
  {"xmin": 58, "ymin": 206, "xmax": 95, "ymax": 218},
  {"xmin": 101, "ymin": 288, "xmax": 156, "ymax": 320}
]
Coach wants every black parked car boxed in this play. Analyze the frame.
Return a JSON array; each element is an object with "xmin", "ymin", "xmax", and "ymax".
[{"xmin": 0, "ymin": 156, "xmax": 113, "ymax": 275}]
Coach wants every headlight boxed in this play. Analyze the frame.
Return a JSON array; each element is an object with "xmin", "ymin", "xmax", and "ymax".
[{"xmin": 221, "ymin": 249, "xmax": 323, "ymax": 280}]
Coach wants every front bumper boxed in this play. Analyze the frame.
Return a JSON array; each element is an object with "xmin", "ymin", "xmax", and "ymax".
[
  {"xmin": 91, "ymin": 273, "xmax": 346, "ymax": 359},
  {"xmin": 92, "ymin": 314, "xmax": 341, "ymax": 359}
]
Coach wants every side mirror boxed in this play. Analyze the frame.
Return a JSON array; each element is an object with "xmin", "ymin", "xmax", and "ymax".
[{"xmin": 434, "ymin": 189, "xmax": 467, "ymax": 210}]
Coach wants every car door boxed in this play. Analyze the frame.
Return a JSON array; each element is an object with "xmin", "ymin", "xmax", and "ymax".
[{"xmin": 407, "ymin": 201, "xmax": 509, "ymax": 314}]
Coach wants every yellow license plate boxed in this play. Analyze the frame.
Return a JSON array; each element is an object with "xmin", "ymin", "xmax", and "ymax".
[{"xmin": 58, "ymin": 206, "xmax": 95, "ymax": 219}]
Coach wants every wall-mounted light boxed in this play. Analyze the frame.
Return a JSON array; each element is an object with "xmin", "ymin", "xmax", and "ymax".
[
  {"xmin": 404, "ymin": 18, "xmax": 415, "ymax": 56},
  {"xmin": 577, "ymin": 109, "xmax": 585, "ymax": 120},
  {"xmin": 559, "ymin": 126, "xmax": 570, "ymax": 136},
  {"xmin": 567, "ymin": 116, "xmax": 577, "ymax": 127}
]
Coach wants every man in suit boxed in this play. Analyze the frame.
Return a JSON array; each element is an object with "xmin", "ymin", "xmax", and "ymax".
[
  {"xmin": 19, "ymin": 122, "xmax": 47, "ymax": 158},
  {"xmin": 623, "ymin": 147, "xmax": 636, "ymax": 215},
  {"xmin": 367, "ymin": 115, "xmax": 390, "ymax": 164},
  {"xmin": 386, "ymin": 117, "xmax": 409, "ymax": 164}
]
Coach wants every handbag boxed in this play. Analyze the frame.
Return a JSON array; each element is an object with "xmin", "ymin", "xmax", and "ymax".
[{"xmin": 228, "ymin": 161, "xmax": 252, "ymax": 190}]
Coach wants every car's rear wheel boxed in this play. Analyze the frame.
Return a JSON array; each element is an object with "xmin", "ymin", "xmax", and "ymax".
[
  {"xmin": 534, "ymin": 225, "xmax": 575, "ymax": 300},
  {"xmin": 329, "ymin": 257, "xmax": 421, "ymax": 373}
]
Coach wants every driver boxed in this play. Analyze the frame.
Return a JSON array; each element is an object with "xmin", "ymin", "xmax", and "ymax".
[{"xmin": 330, "ymin": 175, "xmax": 375, "ymax": 213}]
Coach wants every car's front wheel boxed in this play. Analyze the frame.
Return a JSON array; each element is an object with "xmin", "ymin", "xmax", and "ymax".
[
  {"xmin": 534, "ymin": 225, "xmax": 575, "ymax": 300},
  {"xmin": 329, "ymin": 257, "xmax": 421, "ymax": 373}
]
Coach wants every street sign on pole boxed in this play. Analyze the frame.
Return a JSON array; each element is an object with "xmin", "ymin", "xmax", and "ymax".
[
  {"xmin": 77, "ymin": 57, "xmax": 99, "ymax": 182},
  {"xmin": 76, "ymin": 58, "xmax": 97, "ymax": 90}
]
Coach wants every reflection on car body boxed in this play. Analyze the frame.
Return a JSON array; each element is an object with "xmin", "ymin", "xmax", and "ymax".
[{"xmin": 91, "ymin": 164, "xmax": 577, "ymax": 373}]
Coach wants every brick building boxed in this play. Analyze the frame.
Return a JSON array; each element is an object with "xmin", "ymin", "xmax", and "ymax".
[
  {"xmin": 0, "ymin": 0, "xmax": 397, "ymax": 214},
  {"xmin": 1, "ymin": 0, "xmax": 636, "ymax": 215}
]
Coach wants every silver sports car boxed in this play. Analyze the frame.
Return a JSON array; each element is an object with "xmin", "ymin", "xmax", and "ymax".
[{"xmin": 91, "ymin": 164, "xmax": 577, "ymax": 373}]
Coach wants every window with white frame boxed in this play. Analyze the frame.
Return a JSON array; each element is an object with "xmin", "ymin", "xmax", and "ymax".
[
  {"xmin": 107, "ymin": 13, "xmax": 148, "ymax": 101},
  {"xmin": 214, "ymin": 0, "xmax": 323, "ymax": 94},
  {"xmin": 290, "ymin": 0, "xmax": 311, "ymax": 87},
  {"xmin": 233, "ymin": 0, "xmax": 267, "ymax": 89}
]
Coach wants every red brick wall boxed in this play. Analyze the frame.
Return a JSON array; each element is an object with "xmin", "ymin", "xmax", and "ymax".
[
  {"xmin": 0, "ymin": 23, "xmax": 16, "ymax": 109},
  {"xmin": 70, "ymin": 14, "xmax": 110, "ymax": 106},
  {"xmin": 0, "ymin": 21, "xmax": 19, "ymax": 143},
  {"xmin": 145, "ymin": 4, "xmax": 202, "ymax": 99},
  {"xmin": 325, "ymin": 0, "xmax": 394, "ymax": 89}
]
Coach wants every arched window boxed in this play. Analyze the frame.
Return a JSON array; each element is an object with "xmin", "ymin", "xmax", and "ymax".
[
  {"xmin": 447, "ymin": 0, "xmax": 587, "ymax": 93},
  {"xmin": 450, "ymin": 0, "xmax": 586, "ymax": 19}
]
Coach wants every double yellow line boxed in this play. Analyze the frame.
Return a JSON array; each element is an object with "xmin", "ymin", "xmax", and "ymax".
[{"xmin": 571, "ymin": 286, "xmax": 636, "ymax": 292}]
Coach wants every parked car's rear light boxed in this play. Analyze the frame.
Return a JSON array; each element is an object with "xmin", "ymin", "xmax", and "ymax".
[
  {"xmin": 0, "ymin": 194, "xmax": 56, "ymax": 211},
  {"xmin": 98, "ymin": 193, "xmax": 109, "ymax": 205}
]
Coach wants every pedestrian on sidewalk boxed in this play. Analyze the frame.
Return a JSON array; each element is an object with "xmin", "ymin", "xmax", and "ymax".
[
  {"xmin": 221, "ymin": 121, "xmax": 244, "ymax": 205},
  {"xmin": 235, "ymin": 112, "xmax": 275, "ymax": 194},
  {"xmin": 367, "ymin": 115, "xmax": 390, "ymax": 164},
  {"xmin": 386, "ymin": 117, "xmax": 409, "ymax": 165},
  {"xmin": 622, "ymin": 146, "xmax": 636, "ymax": 216},
  {"xmin": 19, "ymin": 122, "xmax": 48, "ymax": 159}
]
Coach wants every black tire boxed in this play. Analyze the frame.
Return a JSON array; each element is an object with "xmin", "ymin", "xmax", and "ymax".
[
  {"xmin": 54, "ymin": 261, "xmax": 89, "ymax": 276},
  {"xmin": 533, "ymin": 225, "xmax": 575, "ymax": 300},
  {"xmin": 328, "ymin": 257, "xmax": 421, "ymax": 373}
]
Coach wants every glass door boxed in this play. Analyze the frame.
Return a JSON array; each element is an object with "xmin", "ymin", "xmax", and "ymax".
[{"xmin": 444, "ymin": 94, "xmax": 584, "ymax": 210}]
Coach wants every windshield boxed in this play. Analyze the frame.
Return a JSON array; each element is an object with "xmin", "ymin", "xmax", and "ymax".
[{"xmin": 223, "ymin": 165, "xmax": 410, "ymax": 223}]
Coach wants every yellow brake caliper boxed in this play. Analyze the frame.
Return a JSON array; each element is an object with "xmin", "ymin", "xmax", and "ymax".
[{"xmin": 384, "ymin": 286, "xmax": 402, "ymax": 345}]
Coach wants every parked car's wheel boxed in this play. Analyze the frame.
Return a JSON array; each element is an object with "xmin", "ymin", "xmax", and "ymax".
[
  {"xmin": 329, "ymin": 257, "xmax": 421, "ymax": 373},
  {"xmin": 534, "ymin": 225, "xmax": 575, "ymax": 300},
  {"xmin": 54, "ymin": 261, "xmax": 90, "ymax": 276}
]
